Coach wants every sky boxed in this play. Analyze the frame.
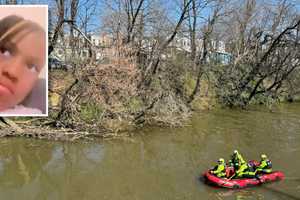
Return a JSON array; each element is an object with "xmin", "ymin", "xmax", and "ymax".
[
  {"xmin": 13, "ymin": 0, "xmax": 211, "ymax": 33},
  {"xmin": 18, "ymin": 0, "xmax": 102, "ymax": 33},
  {"xmin": 2, "ymin": 0, "xmax": 300, "ymax": 34}
]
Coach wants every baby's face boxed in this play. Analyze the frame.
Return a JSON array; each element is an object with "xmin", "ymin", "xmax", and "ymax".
[{"xmin": 0, "ymin": 30, "xmax": 45, "ymax": 111}]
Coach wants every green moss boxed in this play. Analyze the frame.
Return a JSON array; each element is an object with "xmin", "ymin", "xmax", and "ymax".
[
  {"xmin": 80, "ymin": 102, "xmax": 104, "ymax": 123},
  {"xmin": 150, "ymin": 77, "xmax": 162, "ymax": 90},
  {"xmin": 125, "ymin": 97, "xmax": 143, "ymax": 112}
]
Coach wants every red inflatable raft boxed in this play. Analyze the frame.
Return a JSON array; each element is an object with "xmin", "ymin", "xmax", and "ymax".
[{"xmin": 203, "ymin": 161, "xmax": 284, "ymax": 189}]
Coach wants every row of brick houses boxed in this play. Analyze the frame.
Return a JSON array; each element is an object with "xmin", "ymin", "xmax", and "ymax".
[{"xmin": 50, "ymin": 32, "xmax": 113, "ymax": 63}]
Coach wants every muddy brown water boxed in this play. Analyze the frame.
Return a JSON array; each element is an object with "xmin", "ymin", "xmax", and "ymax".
[{"xmin": 0, "ymin": 103, "xmax": 300, "ymax": 200}]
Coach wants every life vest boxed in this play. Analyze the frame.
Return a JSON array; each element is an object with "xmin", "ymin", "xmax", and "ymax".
[
  {"xmin": 220, "ymin": 164, "xmax": 226, "ymax": 173},
  {"xmin": 213, "ymin": 163, "xmax": 226, "ymax": 176},
  {"xmin": 260, "ymin": 159, "xmax": 272, "ymax": 169},
  {"xmin": 265, "ymin": 159, "xmax": 272, "ymax": 169},
  {"xmin": 247, "ymin": 162, "xmax": 255, "ymax": 172},
  {"xmin": 218, "ymin": 164, "xmax": 226, "ymax": 177}
]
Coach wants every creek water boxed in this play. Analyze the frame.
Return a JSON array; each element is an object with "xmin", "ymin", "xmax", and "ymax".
[{"xmin": 0, "ymin": 103, "xmax": 300, "ymax": 200}]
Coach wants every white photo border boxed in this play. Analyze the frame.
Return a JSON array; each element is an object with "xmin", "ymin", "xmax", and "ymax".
[{"xmin": 0, "ymin": 4, "xmax": 48, "ymax": 117}]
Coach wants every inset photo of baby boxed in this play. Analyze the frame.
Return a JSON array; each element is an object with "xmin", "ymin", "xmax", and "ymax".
[{"xmin": 0, "ymin": 5, "xmax": 47, "ymax": 116}]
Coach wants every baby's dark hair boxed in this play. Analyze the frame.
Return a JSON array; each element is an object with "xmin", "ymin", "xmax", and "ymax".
[{"xmin": 0, "ymin": 15, "xmax": 45, "ymax": 46}]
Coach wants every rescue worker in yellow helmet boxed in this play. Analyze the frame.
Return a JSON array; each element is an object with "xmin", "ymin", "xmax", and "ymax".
[
  {"xmin": 255, "ymin": 154, "xmax": 272, "ymax": 174},
  {"xmin": 228, "ymin": 150, "xmax": 249, "ymax": 179},
  {"xmin": 211, "ymin": 158, "xmax": 226, "ymax": 178},
  {"xmin": 229, "ymin": 150, "xmax": 246, "ymax": 171},
  {"xmin": 236, "ymin": 162, "xmax": 256, "ymax": 178},
  {"xmin": 235, "ymin": 161, "xmax": 250, "ymax": 178}
]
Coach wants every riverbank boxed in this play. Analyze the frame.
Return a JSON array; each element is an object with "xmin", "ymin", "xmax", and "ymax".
[
  {"xmin": 43, "ymin": 56, "xmax": 300, "ymax": 141},
  {"xmin": 1, "ymin": 64, "xmax": 299, "ymax": 142},
  {"xmin": 1, "ymin": 102, "xmax": 300, "ymax": 142}
]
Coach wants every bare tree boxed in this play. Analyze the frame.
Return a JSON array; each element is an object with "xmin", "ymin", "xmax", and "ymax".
[
  {"xmin": 214, "ymin": 0, "xmax": 300, "ymax": 107},
  {"xmin": 142, "ymin": 0, "xmax": 193, "ymax": 87},
  {"xmin": 49, "ymin": 0, "xmax": 65, "ymax": 55},
  {"xmin": 124, "ymin": 0, "xmax": 145, "ymax": 43},
  {"xmin": 186, "ymin": 0, "xmax": 210, "ymax": 62},
  {"xmin": 101, "ymin": 0, "xmax": 145, "ymax": 43},
  {"xmin": 70, "ymin": 0, "xmax": 79, "ymax": 57},
  {"xmin": 187, "ymin": 0, "xmax": 198, "ymax": 61},
  {"xmin": 188, "ymin": 2, "xmax": 223, "ymax": 103}
]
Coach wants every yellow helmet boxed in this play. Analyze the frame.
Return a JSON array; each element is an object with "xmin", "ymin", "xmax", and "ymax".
[
  {"xmin": 218, "ymin": 158, "xmax": 225, "ymax": 163},
  {"xmin": 261, "ymin": 154, "xmax": 267, "ymax": 159},
  {"xmin": 234, "ymin": 150, "xmax": 238, "ymax": 154}
]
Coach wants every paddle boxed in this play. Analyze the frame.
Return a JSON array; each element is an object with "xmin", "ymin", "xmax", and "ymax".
[{"xmin": 228, "ymin": 174, "xmax": 235, "ymax": 180}]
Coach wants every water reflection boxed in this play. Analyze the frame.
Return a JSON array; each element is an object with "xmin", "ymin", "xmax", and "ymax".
[
  {"xmin": 0, "ymin": 139, "xmax": 106, "ymax": 199},
  {"xmin": 0, "ymin": 139, "xmax": 53, "ymax": 188}
]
